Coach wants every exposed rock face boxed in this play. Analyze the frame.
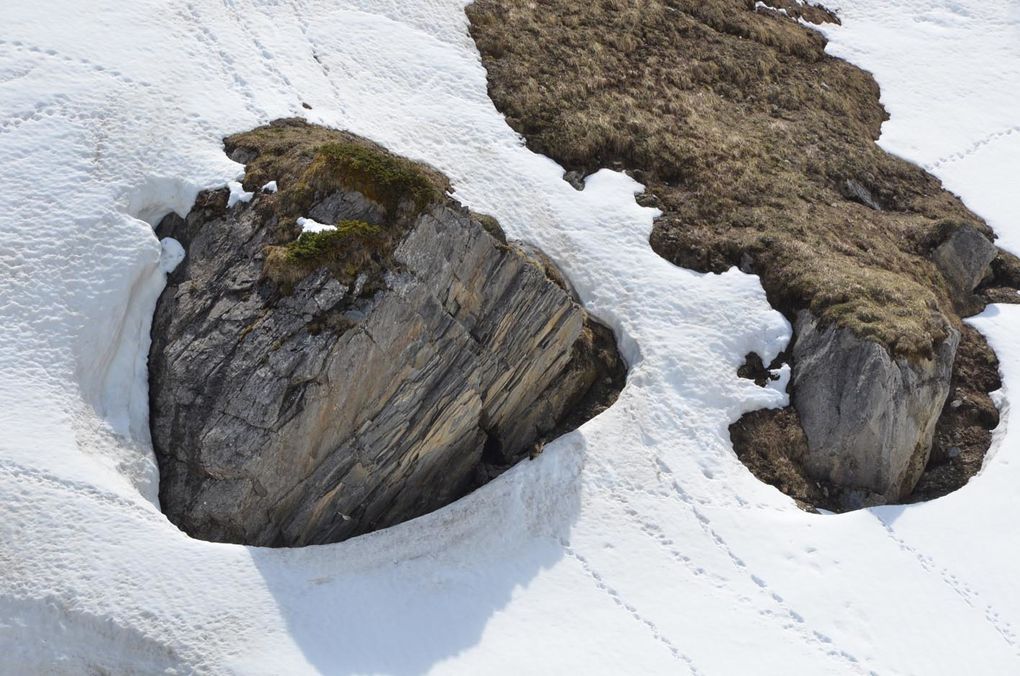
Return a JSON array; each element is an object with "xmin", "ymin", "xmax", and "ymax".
[
  {"xmin": 792, "ymin": 311, "xmax": 959, "ymax": 501},
  {"xmin": 149, "ymin": 122, "xmax": 623, "ymax": 547}
]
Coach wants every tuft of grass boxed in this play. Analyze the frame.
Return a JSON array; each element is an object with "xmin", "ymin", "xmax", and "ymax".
[
  {"xmin": 224, "ymin": 118, "xmax": 448, "ymax": 225},
  {"xmin": 285, "ymin": 220, "xmax": 385, "ymax": 263},
  {"xmin": 311, "ymin": 143, "xmax": 442, "ymax": 216},
  {"xmin": 264, "ymin": 220, "xmax": 389, "ymax": 291},
  {"xmin": 469, "ymin": 211, "xmax": 508, "ymax": 244}
]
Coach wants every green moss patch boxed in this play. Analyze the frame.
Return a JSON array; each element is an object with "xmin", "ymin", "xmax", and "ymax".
[
  {"xmin": 311, "ymin": 142, "xmax": 441, "ymax": 216},
  {"xmin": 222, "ymin": 119, "xmax": 450, "ymax": 294},
  {"xmin": 286, "ymin": 220, "xmax": 384, "ymax": 261},
  {"xmin": 264, "ymin": 220, "xmax": 391, "ymax": 291}
]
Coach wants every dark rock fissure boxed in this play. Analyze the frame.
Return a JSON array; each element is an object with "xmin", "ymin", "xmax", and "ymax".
[
  {"xmin": 148, "ymin": 119, "xmax": 624, "ymax": 547},
  {"xmin": 465, "ymin": 0, "xmax": 1019, "ymax": 510}
]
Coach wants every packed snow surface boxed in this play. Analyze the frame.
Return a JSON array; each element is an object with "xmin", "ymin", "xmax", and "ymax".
[
  {"xmin": 1, "ymin": 0, "xmax": 1018, "ymax": 673},
  {"xmin": 227, "ymin": 180, "xmax": 254, "ymax": 208},
  {"xmin": 297, "ymin": 217, "xmax": 336, "ymax": 234}
]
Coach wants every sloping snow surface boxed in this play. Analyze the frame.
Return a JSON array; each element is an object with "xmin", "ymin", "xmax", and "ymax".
[{"xmin": 0, "ymin": 0, "xmax": 1018, "ymax": 673}]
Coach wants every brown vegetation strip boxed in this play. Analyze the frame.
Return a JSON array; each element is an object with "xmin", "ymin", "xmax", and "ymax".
[{"xmin": 466, "ymin": 0, "xmax": 1017, "ymax": 506}]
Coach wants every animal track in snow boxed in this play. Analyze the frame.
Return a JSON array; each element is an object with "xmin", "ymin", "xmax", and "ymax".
[
  {"xmin": 584, "ymin": 454, "xmax": 872, "ymax": 675},
  {"xmin": 878, "ymin": 518, "xmax": 1020, "ymax": 657},
  {"xmin": 642, "ymin": 454, "xmax": 871, "ymax": 672},
  {"xmin": 0, "ymin": 39, "xmax": 158, "ymax": 91},
  {"xmin": 219, "ymin": 0, "xmax": 297, "ymax": 95},
  {"xmin": 560, "ymin": 539, "xmax": 702, "ymax": 675},
  {"xmin": 175, "ymin": 3, "xmax": 268, "ymax": 120},
  {"xmin": 0, "ymin": 460, "xmax": 162, "ymax": 527},
  {"xmin": 925, "ymin": 125, "xmax": 1020, "ymax": 170}
]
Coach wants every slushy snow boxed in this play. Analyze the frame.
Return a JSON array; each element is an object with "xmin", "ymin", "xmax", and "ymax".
[{"xmin": 0, "ymin": 0, "xmax": 1018, "ymax": 673}]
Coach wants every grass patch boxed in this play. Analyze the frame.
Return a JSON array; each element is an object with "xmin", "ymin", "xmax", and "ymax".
[
  {"xmin": 469, "ymin": 210, "xmax": 508, "ymax": 244},
  {"xmin": 264, "ymin": 220, "xmax": 389, "ymax": 290},
  {"xmin": 286, "ymin": 220, "xmax": 384, "ymax": 264},
  {"xmin": 225, "ymin": 119, "xmax": 447, "ymax": 225},
  {"xmin": 312, "ymin": 142, "xmax": 441, "ymax": 216},
  {"xmin": 466, "ymin": 0, "xmax": 1013, "ymax": 508}
]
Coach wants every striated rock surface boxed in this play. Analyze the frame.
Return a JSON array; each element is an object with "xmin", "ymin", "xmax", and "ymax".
[
  {"xmin": 792, "ymin": 311, "xmax": 959, "ymax": 501},
  {"xmin": 149, "ymin": 120, "xmax": 623, "ymax": 547}
]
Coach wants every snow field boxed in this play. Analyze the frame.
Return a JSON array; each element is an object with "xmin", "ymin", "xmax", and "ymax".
[{"xmin": 0, "ymin": 0, "xmax": 1018, "ymax": 673}]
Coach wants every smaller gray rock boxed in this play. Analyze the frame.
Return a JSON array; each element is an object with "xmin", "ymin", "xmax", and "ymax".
[
  {"xmin": 563, "ymin": 170, "xmax": 586, "ymax": 191},
  {"xmin": 842, "ymin": 179, "xmax": 882, "ymax": 211},
  {"xmin": 933, "ymin": 223, "xmax": 997, "ymax": 305},
  {"xmin": 307, "ymin": 189, "xmax": 384, "ymax": 225},
  {"xmin": 792, "ymin": 311, "xmax": 959, "ymax": 500}
]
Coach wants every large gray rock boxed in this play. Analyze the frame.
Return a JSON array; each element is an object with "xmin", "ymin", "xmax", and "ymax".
[
  {"xmin": 149, "ymin": 165, "xmax": 621, "ymax": 548},
  {"xmin": 792, "ymin": 311, "xmax": 959, "ymax": 500}
]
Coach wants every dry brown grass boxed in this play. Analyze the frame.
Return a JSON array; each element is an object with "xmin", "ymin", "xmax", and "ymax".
[
  {"xmin": 467, "ymin": 0, "xmax": 996, "ymax": 359},
  {"xmin": 467, "ymin": 0, "xmax": 1014, "ymax": 505},
  {"xmin": 729, "ymin": 408, "xmax": 834, "ymax": 510}
]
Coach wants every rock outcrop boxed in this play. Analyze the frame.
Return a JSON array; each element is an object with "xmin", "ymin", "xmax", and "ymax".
[
  {"xmin": 792, "ymin": 311, "xmax": 959, "ymax": 502},
  {"xmin": 149, "ymin": 120, "xmax": 623, "ymax": 547},
  {"xmin": 932, "ymin": 223, "xmax": 997, "ymax": 310}
]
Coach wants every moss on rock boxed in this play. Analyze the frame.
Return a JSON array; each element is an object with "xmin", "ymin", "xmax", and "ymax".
[
  {"xmin": 224, "ymin": 118, "xmax": 448, "ymax": 224},
  {"xmin": 264, "ymin": 220, "xmax": 389, "ymax": 290},
  {"xmin": 222, "ymin": 119, "xmax": 450, "ymax": 294}
]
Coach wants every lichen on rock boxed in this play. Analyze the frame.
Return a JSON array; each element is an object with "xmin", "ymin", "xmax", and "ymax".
[{"xmin": 148, "ymin": 120, "xmax": 624, "ymax": 547}]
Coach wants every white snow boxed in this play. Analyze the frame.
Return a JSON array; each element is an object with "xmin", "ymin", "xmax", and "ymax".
[
  {"xmin": 766, "ymin": 363, "xmax": 792, "ymax": 397},
  {"xmin": 227, "ymin": 180, "xmax": 254, "ymax": 208},
  {"xmin": 262, "ymin": 180, "xmax": 278, "ymax": 193},
  {"xmin": 0, "ymin": 0, "xmax": 1018, "ymax": 673},
  {"xmin": 755, "ymin": 2, "xmax": 790, "ymax": 17},
  {"xmin": 297, "ymin": 217, "xmax": 336, "ymax": 234},
  {"xmin": 159, "ymin": 237, "xmax": 186, "ymax": 274}
]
